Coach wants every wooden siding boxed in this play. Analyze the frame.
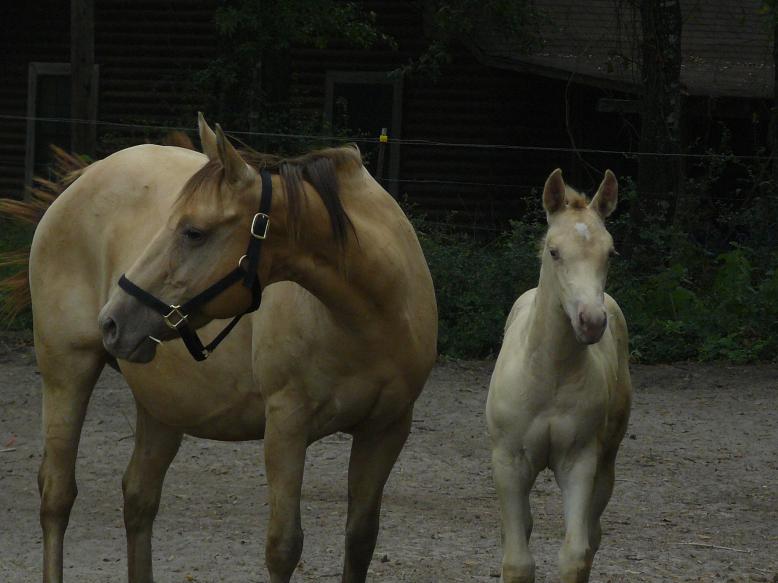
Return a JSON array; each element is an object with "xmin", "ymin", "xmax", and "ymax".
[
  {"xmin": 0, "ymin": 0, "xmax": 216, "ymax": 197},
  {"xmin": 0, "ymin": 0, "xmax": 654, "ymax": 222}
]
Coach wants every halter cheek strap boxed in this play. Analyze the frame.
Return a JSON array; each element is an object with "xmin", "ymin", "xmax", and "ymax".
[{"xmin": 117, "ymin": 170, "xmax": 272, "ymax": 362}]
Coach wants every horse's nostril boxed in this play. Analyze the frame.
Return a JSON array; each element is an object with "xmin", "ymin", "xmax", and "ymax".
[{"xmin": 100, "ymin": 316, "xmax": 118, "ymax": 343}]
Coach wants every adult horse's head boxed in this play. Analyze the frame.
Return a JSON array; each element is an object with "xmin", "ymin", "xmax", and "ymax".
[
  {"xmin": 98, "ymin": 116, "xmax": 268, "ymax": 362},
  {"xmin": 541, "ymin": 168, "xmax": 618, "ymax": 345}
]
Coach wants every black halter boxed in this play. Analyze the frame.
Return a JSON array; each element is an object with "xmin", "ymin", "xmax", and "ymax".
[{"xmin": 117, "ymin": 170, "xmax": 273, "ymax": 362}]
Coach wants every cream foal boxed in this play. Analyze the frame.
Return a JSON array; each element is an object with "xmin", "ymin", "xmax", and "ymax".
[{"xmin": 486, "ymin": 169, "xmax": 631, "ymax": 583}]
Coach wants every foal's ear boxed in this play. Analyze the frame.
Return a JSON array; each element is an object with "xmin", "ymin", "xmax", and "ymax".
[
  {"xmin": 198, "ymin": 112, "xmax": 218, "ymax": 162},
  {"xmin": 590, "ymin": 169, "xmax": 618, "ymax": 219},
  {"xmin": 543, "ymin": 168, "xmax": 566, "ymax": 218},
  {"xmin": 215, "ymin": 124, "xmax": 253, "ymax": 186}
]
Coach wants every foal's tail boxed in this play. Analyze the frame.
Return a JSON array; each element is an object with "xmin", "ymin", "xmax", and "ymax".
[
  {"xmin": 0, "ymin": 131, "xmax": 196, "ymax": 320},
  {"xmin": 0, "ymin": 146, "xmax": 89, "ymax": 320}
]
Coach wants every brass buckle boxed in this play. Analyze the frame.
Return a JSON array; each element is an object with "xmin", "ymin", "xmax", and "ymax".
[
  {"xmin": 250, "ymin": 213, "xmax": 270, "ymax": 240},
  {"xmin": 163, "ymin": 305, "xmax": 188, "ymax": 329}
]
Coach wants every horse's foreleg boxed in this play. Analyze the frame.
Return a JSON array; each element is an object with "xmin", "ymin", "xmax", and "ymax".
[
  {"xmin": 555, "ymin": 444, "xmax": 599, "ymax": 583},
  {"xmin": 37, "ymin": 347, "xmax": 104, "ymax": 583},
  {"xmin": 263, "ymin": 392, "xmax": 309, "ymax": 583},
  {"xmin": 122, "ymin": 404, "xmax": 182, "ymax": 583},
  {"xmin": 492, "ymin": 445, "xmax": 538, "ymax": 583},
  {"xmin": 341, "ymin": 410, "xmax": 412, "ymax": 583}
]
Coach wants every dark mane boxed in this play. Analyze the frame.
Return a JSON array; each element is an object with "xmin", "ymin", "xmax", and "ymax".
[{"xmin": 178, "ymin": 144, "xmax": 362, "ymax": 245}]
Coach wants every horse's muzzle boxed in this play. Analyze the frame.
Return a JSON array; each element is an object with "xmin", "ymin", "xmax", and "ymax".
[{"xmin": 98, "ymin": 302, "xmax": 160, "ymax": 363}]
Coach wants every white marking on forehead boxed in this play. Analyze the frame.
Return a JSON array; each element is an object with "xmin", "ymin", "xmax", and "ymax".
[{"xmin": 574, "ymin": 222, "xmax": 591, "ymax": 240}]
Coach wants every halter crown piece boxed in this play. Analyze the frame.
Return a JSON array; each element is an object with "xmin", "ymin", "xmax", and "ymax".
[{"xmin": 117, "ymin": 170, "xmax": 273, "ymax": 361}]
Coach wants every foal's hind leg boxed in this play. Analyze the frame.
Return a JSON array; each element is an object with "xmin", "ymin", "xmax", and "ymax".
[
  {"xmin": 342, "ymin": 410, "xmax": 412, "ymax": 583},
  {"xmin": 122, "ymin": 404, "xmax": 182, "ymax": 583},
  {"xmin": 37, "ymin": 345, "xmax": 105, "ymax": 583}
]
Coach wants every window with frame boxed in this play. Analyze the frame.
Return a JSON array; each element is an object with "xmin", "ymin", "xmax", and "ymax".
[{"xmin": 25, "ymin": 62, "xmax": 98, "ymax": 187}]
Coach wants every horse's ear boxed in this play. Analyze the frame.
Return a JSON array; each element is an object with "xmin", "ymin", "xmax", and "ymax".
[
  {"xmin": 590, "ymin": 169, "xmax": 618, "ymax": 218},
  {"xmin": 543, "ymin": 168, "xmax": 566, "ymax": 218},
  {"xmin": 198, "ymin": 112, "xmax": 218, "ymax": 161},
  {"xmin": 215, "ymin": 124, "xmax": 253, "ymax": 186}
]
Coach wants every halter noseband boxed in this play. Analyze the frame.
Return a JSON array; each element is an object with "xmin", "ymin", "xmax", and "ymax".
[{"xmin": 117, "ymin": 170, "xmax": 273, "ymax": 362}]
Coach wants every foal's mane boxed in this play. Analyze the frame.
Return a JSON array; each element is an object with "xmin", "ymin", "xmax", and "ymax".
[{"xmin": 178, "ymin": 145, "xmax": 362, "ymax": 245}]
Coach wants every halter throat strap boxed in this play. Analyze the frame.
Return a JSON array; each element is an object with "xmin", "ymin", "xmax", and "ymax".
[{"xmin": 117, "ymin": 170, "xmax": 273, "ymax": 361}]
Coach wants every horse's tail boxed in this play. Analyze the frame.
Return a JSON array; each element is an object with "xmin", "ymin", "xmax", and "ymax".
[{"xmin": 0, "ymin": 146, "xmax": 89, "ymax": 320}]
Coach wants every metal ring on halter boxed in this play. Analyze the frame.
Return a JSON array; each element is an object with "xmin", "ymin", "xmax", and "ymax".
[{"xmin": 238, "ymin": 254, "xmax": 248, "ymax": 270}]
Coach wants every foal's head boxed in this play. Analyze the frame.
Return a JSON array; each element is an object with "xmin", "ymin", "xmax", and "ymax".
[{"xmin": 540, "ymin": 168, "xmax": 618, "ymax": 345}]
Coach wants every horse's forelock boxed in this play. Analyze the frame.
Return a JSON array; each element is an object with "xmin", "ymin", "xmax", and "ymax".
[{"xmin": 176, "ymin": 159, "xmax": 225, "ymax": 207}]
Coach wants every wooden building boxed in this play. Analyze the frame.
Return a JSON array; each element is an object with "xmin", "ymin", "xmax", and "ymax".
[{"xmin": 0, "ymin": 0, "xmax": 773, "ymax": 225}]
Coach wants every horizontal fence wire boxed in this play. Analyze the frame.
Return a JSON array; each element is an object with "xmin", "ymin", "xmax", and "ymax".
[{"xmin": 0, "ymin": 113, "xmax": 773, "ymax": 161}]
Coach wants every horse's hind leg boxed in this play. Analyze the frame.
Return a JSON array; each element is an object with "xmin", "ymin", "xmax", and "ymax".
[
  {"xmin": 342, "ymin": 410, "xmax": 412, "ymax": 583},
  {"xmin": 37, "ymin": 344, "xmax": 105, "ymax": 583},
  {"xmin": 122, "ymin": 404, "xmax": 182, "ymax": 583}
]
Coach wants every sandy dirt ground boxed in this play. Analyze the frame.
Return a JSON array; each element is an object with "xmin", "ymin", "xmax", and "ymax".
[{"xmin": 0, "ymin": 336, "xmax": 776, "ymax": 583}]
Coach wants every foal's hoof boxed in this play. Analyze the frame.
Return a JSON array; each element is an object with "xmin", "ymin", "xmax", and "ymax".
[{"xmin": 500, "ymin": 558, "xmax": 535, "ymax": 583}]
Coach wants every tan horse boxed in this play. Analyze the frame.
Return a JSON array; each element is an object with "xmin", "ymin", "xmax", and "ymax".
[
  {"xmin": 486, "ymin": 169, "xmax": 631, "ymax": 583},
  {"xmin": 30, "ymin": 116, "xmax": 437, "ymax": 583}
]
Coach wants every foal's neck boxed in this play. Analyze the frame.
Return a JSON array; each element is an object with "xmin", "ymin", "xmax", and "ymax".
[{"xmin": 527, "ymin": 260, "xmax": 586, "ymax": 364}]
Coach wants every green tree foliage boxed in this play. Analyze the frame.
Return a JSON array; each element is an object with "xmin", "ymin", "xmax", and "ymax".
[
  {"xmin": 194, "ymin": 0, "xmax": 387, "ymax": 147},
  {"xmin": 400, "ymin": 0, "xmax": 542, "ymax": 78}
]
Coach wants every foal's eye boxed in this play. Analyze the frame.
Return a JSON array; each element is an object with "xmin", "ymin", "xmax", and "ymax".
[
  {"xmin": 182, "ymin": 227, "xmax": 205, "ymax": 242},
  {"xmin": 549, "ymin": 248, "xmax": 560, "ymax": 260}
]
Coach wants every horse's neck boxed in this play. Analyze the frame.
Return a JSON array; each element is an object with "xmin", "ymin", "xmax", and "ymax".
[
  {"xmin": 268, "ymin": 175, "xmax": 397, "ymax": 328},
  {"xmin": 526, "ymin": 261, "xmax": 585, "ymax": 365}
]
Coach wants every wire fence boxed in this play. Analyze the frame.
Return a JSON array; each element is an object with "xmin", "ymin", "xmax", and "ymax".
[
  {"xmin": 1, "ymin": 113, "xmax": 773, "ymax": 161},
  {"xmin": 1, "ymin": 113, "xmax": 774, "ymax": 222}
]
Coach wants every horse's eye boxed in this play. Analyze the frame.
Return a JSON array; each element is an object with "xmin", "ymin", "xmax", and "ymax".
[
  {"xmin": 549, "ymin": 248, "xmax": 560, "ymax": 260},
  {"xmin": 183, "ymin": 227, "xmax": 205, "ymax": 242}
]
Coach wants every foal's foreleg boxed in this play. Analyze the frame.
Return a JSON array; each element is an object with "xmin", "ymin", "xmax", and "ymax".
[
  {"xmin": 588, "ymin": 453, "xmax": 617, "ymax": 554},
  {"xmin": 492, "ymin": 446, "xmax": 538, "ymax": 583},
  {"xmin": 122, "ymin": 404, "xmax": 182, "ymax": 583},
  {"xmin": 263, "ymin": 392, "xmax": 310, "ymax": 583},
  {"xmin": 555, "ymin": 444, "xmax": 599, "ymax": 583},
  {"xmin": 37, "ymin": 347, "xmax": 104, "ymax": 583},
  {"xmin": 342, "ymin": 410, "xmax": 412, "ymax": 583}
]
